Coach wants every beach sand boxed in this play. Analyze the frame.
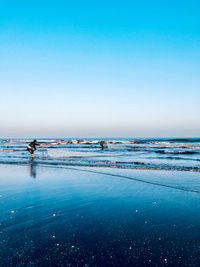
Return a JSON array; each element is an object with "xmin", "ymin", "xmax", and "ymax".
[{"xmin": 0, "ymin": 164, "xmax": 200, "ymax": 266}]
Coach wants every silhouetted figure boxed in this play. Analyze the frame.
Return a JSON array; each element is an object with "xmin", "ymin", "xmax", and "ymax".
[
  {"xmin": 100, "ymin": 140, "xmax": 105, "ymax": 150},
  {"xmin": 27, "ymin": 140, "xmax": 39, "ymax": 158}
]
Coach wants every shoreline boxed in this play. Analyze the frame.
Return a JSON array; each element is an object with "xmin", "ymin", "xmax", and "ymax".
[{"xmin": 0, "ymin": 160, "xmax": 200, "ymax": 173}]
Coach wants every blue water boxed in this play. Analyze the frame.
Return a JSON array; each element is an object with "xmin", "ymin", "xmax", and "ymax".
[
  {"xmin": 1, "ymin": 164, "xmax": 200, "ymax": 266},
  {"xmin": 1, "ymin": 139, "xmax": 200, "ymax": 265},
  {"xmin": 1, "ymin": 138, "xmax": 200, "ymax": 171}
]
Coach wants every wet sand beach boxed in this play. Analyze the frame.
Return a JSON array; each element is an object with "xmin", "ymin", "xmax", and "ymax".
[{"xmin": 1, "ymin": 164, "xmax": 200, "ymax": 266}]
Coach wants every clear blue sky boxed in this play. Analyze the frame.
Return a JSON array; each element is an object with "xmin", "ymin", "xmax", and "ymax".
[{"xmin": 0, "ymin": 0, "xmax": 200, "ymax": 138}]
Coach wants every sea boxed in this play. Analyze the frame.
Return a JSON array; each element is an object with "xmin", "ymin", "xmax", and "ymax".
[
  {"xmin": 1, "ymin": 137, "xmax": 200, "ymax": 172},
  {"xmin": 1, "ymin": 138, "xmax": 200, "ymax": 266}
]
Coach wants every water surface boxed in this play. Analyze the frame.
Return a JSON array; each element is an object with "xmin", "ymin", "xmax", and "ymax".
[
  {"xmin": 1, "ymin": 138, "xmax": 200, "ymax": 172},
  {"xmin": 1, "ymin": 164, "xmax": 200, "ymax": 266}
]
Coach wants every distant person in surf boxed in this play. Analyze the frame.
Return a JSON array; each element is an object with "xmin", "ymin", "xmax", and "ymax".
[
  {"xmin": 100, "ymin": 140, "xmax": 105, "ymax": 150},
  {"xmin": 27, "ymin": 140, "xmax": 40, "ymax": 159}
]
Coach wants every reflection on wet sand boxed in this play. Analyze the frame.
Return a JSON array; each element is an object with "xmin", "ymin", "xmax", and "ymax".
[
  {"xmin": 1, "ymin": 164, "xmax": 200, "ymax": 266},
  {"xmin": 29, "ymin": 159, "xmax": 37, "ymax": 178}
]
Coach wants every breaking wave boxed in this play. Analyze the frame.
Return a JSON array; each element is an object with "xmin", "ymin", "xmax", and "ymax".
[{"xmin": 0, "ymin": 138, "xmax": 200, "ymax": 172}]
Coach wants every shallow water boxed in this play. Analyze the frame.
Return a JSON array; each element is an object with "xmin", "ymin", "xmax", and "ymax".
[
  {"xmin": 0, "ymin": 138, "xmax": 200, "ymax": 172},
  {"xmin": 1, "ymin": 164, "xmax": 200, "ymax": 266}
]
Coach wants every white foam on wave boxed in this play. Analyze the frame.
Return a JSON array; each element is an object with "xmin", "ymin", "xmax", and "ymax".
[
  {"xmin": 47, "ymin": 149, "xmax": 116, "ymax": 158},
  {"xmin": 149, "ymin": 142, "xmax": 172, "ymax": 146},
  {"xmin": 48, "ymin": 150, "xmax": 99, "ymax": 158},
  {"xmin": 28, "ymin": 139, "xmax": 138, "ymax": 146},
  {"xmin": 78, "ymin": 140, "xmax": 99, "ymax": 144},
  {"xmin": 70, "ymin": 139, "xmax": 136, "ymax": 145},
  {"xmin": 39, "ymin": 140, "xmax": 58, "ymax": 143}
]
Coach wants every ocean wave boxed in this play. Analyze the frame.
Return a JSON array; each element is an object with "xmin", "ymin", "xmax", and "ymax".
[
  {"xmin": 47, "ymin": 149, "xmax": 120, "ymax": 158},
  {"xmin": 148, "ymin": 141, "xmax": 172, "ymax": 145},
  {"xmin": 0, "ymin": 159, "xmax": 200, "ymax": 173},
  {"xmin": 164, "ymin": 156, "xmax": 200, "ymax": 161},
  {"xmin": 155, "ymin": 150, "xmax": 198, "ymax": 155},
  {"xmin": 169, "ymin": 138, "xmax": 200, "ymax": 143},
  {"xmin": 0, "ymin": 149, "xmax": 26, "ymax": 152},
  {"xmin": 1, "ymin": 138, "xmax": 200, "ymax": 173}
]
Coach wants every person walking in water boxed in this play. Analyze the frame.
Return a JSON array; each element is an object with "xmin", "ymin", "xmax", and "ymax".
[
  {"xmin": 27, "ymin": 140, "xmax": 39, "ymax": 158},
  {"xmin": 100, "ymin": 140, "xmax": 105, "ymax": 150}
]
